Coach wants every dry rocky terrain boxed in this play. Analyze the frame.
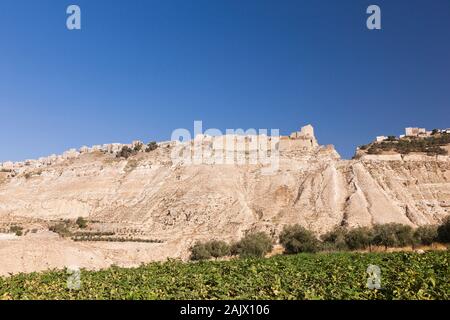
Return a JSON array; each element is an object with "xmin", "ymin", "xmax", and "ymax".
[{"xmin": 0, "ymin": 127, "xmax": 449, "ymax": 275}]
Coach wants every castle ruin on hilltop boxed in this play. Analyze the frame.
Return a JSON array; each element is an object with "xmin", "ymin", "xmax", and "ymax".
[{"xmin": 0, "ymin": 124, "xmax": 324, "ymax": 174}]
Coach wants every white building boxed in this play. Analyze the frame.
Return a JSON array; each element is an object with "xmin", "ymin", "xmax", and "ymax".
[
  {"xmin": 405, "ymin": 127, "xmax": 427, "ymax": 137},
  {"xmin": 0, "ymin": 161, "xmax": 14, "ymax": 170}
]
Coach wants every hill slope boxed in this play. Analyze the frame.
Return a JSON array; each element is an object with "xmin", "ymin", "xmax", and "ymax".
[{"xmin": 0, "ymin": 132, "xmax": 449, "ymax": 274}]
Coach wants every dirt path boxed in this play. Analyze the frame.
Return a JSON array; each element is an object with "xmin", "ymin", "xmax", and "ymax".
[{"xmin": 0, "ymin": 231, "xmax": 182, "ymax": 276}]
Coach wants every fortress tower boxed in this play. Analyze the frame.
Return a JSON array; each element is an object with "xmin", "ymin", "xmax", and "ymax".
[{"xmin": 282, "ymin": 124, "xmax": 319, "ymax": 151}]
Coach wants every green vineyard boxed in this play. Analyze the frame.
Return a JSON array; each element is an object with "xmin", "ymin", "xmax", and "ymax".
[{"xmin": 1, "ymin": 251, "xmax": 448, "ymax": 300}]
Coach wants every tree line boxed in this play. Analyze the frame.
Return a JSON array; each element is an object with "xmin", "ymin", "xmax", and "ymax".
[{"xmin": 190, "ymin": 217, "xmax": 450, "ymax": 260}]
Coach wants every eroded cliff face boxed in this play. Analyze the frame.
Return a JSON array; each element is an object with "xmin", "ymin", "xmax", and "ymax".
[
  {"xmin": 0, "ymin": 138, "xmax": 449, "ymax": 274},
  {"xmin": 1, "ymin": 143, "xmax": 449, "ymax": 234}
]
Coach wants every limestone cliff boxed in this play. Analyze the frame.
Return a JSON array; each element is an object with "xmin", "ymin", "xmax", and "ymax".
[{"xmin": 0, "ymin": 127, "xmax": 449, "ymax": 274}]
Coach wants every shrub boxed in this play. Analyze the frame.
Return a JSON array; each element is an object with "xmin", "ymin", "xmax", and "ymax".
[
  {"xmin": 206, "ymin": 240, "xmax": 230, "ymax": 259},
  {"xmin": 321, "ymin": 227, "xmax": 348, "ymax": 251},
  {"xmin": 413, "ymin": 225, "xmax": 438, "ymax": 245},
  {"xmin": 10, "ymin": 225, "xmax": 23, "ymax": 236},
  {"xmin": 133, "ymin": 143, "xmax": 143, "ymax": 152},
  {"xmin": 437, "ymin": 217, "xmax": 450, "ymax": 243},
  {"xmin": 116, "ymin": 146, "xmax": 136, "ymax": 159},
  {"xmin": 76, "ymin": 217, "xmax": 88, "ymax": 229},
  {"xmin": 146, "ymin": 141, "xmax": 158, "ymax": 152},
  {"xmin": 345, "ymin": 227, "xmax": 373, "ymax": 250},
  {"xmin": 359, "ymin": 144, "xmax": 369, "ymax": 150},
  {"xmin": 190, "ymin": 242, "xmax": 212, "ymax": 261},
  {"xmin": 189, "ymin": 240, "xmax": 230, "ymax": 260},
  {"xmin": 391, "ymin": 224, "xmax": 415, "ymax": 246},
  {"xmin": 367, "ymin": 146, "xmax": 381, "ymax": 155},
  {"xmin": 372, "ymin": 223, "xmax": 414, "ymax": 248},
  {"xmin": 72, "ymin": 236, "xmax": 162, "ymax": 243},
  {"xmin": 232, "ymin": 232, "xmax": 273, "ymax": 258},
  {"xmin": 279, "ymin": 225, "xmax": 319, "ymax": 254},
  {"xmin": 49, "ymin": 223, "xmax": 72, "ymax": 237}
]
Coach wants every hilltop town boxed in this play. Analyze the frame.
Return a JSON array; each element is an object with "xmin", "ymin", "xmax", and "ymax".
[
  {"xmin": 0, "ymin": 125, "xmax": 325, "ymax": 177},
  {"xmin": 375, "ymin": 127, "xmax": 450, "ymax": 142},
  {"xmin": 355, "ymin": 127, "xmax": 450, "ymax": 159}
]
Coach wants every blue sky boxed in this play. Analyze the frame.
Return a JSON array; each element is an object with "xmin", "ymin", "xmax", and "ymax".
[{"xmin": 1, "ymin": 0, "xmax": 449, "ymax": 161}]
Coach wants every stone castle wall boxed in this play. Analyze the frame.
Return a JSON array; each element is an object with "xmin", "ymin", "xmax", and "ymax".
[{"xmin": 0, "ymin": 124, "xmax": 320, "ymax": 173}]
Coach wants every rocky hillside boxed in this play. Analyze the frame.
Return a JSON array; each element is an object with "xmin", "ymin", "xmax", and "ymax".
[{"xmin": 0, "ymin": 127, "xmax": 449, "ymax": 274}]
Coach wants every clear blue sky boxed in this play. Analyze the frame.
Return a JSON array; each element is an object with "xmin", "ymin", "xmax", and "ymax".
[{"xmin": 1, "ymin": 0, "xmax": 449, "ymax": 161}]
